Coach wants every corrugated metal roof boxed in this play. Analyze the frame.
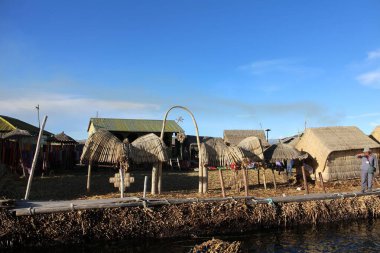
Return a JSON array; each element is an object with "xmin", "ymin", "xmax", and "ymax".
[
  {"xmin": 0, "ymin": 115, "xmax": 53, "ymax": 136},
  {"xmin": 89, "ymin": 118, "xmax": 184, "ymax": 133}
]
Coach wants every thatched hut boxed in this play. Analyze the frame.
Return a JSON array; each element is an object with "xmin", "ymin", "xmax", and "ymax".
[
  {"xmin": 200, "ymin": 137, "xmax": 247, "ymax": 167},
  {"xmin": 371, "ymin": 126, "xmax": 380, "ymax": 144},
  {"xmin": 295, "ymin": 126, "xmax": 380, "ymax": 182},
  {"xmin": 224, "ymin": 130, "xmax": 270, "ymax": 148},
  {"xmin": 264, "ymin": 143, "xmax": 304, "ymax": 163},
  {"xmin": 80, "ymin": 129, "xmax": 124, "ymax": 165},
  {"xmin": 237, "ymin": 136, "xmax": 264, "ymax": 161}
]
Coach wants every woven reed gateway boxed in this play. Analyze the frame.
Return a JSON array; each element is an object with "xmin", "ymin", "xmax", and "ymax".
[
  {"xmin": 371, "ymin": 126, "xmax": 380, "ymax": 144},
  {"xmin": 295, "ymin": 126, "xmax": 380, "ymax": 182}
]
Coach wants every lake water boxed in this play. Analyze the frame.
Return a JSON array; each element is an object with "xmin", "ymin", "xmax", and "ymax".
[{"xmin": 6, "ymin": 219, "xmax": 380, "ymax": 252}]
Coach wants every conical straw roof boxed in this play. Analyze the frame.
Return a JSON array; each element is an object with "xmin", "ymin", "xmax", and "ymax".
[
  {"xmin": 129, "ymin": 133, "xmax": 168, "ymax": 164},
  {"xmin": 237, "ymin": 136, "xmax": 264, "ymax": 161},
  {"xmin": 264, "ymin": 143, "xmax": 305, "ymax": 162}
]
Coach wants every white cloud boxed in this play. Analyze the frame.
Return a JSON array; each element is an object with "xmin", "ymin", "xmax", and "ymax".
[
  {"xmin": 0, "ymin": 92, "xmax": 161, "ymax": 139},
  {"xmin": 356, "ymin": 69, "xmax": 380, "ymax": 88},
  {"xmin": 238, "ymin": 58, "xmax": 322, "ymax": 77},
  {"xmin": 367, "ymin": 49, "xmax": 380, "ymax": 60}
]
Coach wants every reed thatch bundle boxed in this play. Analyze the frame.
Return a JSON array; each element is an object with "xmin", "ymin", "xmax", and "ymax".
[
  {"xmin": 295, "ymin": 126, "xmax": 380, "ymax": 182},
  {"xmin": 371, "ymin": 126, "xmax": 380, "ymax": 144},
  {"xmin": 80, "ymin": 129, "xmax": 124, "ymax": 164},
  {"xmin": 129, "ymin": 133, "xmax": 168, "ymax": 164},
  {"xmin": 237, "ymin": 136, "xmax": 264, "ymax": 161},
  {"xmin": 200, "ymin": 138, "xmax": 247, "ymax": 166},
  {"xmin": 264, "ymin": 143, "xmax": 305, "ymax": 162},
  {"xmin": 192, "ymin": 238, "xmax": 242, "ymax": 253},
  {"xmin": 224, "ymin": 129, "xmax": 270, "ymax": 148}
]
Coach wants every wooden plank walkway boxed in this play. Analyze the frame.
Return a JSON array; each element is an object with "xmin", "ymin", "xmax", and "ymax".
[{"xmin": 7, "ymin": 189, "xmax": 380, "ymax": 216}]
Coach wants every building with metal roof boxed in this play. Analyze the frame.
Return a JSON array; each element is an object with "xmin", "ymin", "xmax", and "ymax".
[
  {"xmin": 87, "ymin": 118, "xmax": 184, "ymax": 146},
  {"xmin": 0, "ymin": 115, "xmax": 52, "ymax": 136}
]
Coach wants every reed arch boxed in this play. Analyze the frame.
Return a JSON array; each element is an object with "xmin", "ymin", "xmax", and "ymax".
[{"xmin": 160, "ymin": 105, "xmax": 207, "ymax": 194}]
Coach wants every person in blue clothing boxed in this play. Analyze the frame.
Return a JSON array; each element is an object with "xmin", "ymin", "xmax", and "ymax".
[{"xmin": 356, "ymin": 147, "xmax": 376, "ymax": 193}]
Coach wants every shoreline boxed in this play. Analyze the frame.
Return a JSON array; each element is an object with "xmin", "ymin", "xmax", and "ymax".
[{"xmin": 2, "ymin": 193, "xmax": 380, "ymax": 248}]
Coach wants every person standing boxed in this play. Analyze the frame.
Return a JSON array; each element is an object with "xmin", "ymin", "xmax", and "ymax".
[{"xmin": 356, "ymin": 147, "xmax": 376, "ymax": 193}]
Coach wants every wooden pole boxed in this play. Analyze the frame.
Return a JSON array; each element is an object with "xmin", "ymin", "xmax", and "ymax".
[
  {"xmin": 262, "ymin": 168, "xmax": 267, "ymax": 190},
  {"xmin": 319, "ymin": 172, "xmax": 326, "ymax": 193},
  {"xmin": 218, "ymin": 168, "xmax": 226, "ymax": 198},
  {"xmin": 151, "ymin": 164, "xmax": 158, "ymax": 195},
  {"xmin": 257, "ymin": 168, "xmax": 260, "ymax": 185},
  {"xmin": 302, "ymin": 166, "xmax": 309, "ymax": 194},
  {"xmin": 143, "ymin": 176, "xmax": 148, "ymax": 198},
  {"xmin": 119, "ymin": 165, "xmax": 125, "ymax": 198},
  {"xmin": 86, "ymin": 163, "xmax": 92, "ymax": 193},
  {"xmin": 242, "ymin": 168, "xmax": 249, "ymax": 196},
  {"xmin": 24, "ymin": 115, "xmax": 47, "ymax": 200},
  {"xmin": 158, "ymin": 162, "xmax": 162, "ymax": 194},
  {"xmin": 271, "ymin": 169, "xmax": 277, "ymax": 190}
]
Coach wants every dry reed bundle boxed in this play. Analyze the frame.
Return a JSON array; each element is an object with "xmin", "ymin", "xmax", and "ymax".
[{"xmin": 192, "ymin": 238, "xmax": 242, "ymax": 253}]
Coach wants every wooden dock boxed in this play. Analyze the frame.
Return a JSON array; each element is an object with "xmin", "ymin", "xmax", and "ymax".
[{"xmin": 5, "ymin": 189, "xmax": 380, "ymax": 216}]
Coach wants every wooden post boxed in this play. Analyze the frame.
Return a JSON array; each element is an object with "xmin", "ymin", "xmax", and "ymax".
[
  {"xmin": 86, "ymin": 163, "xmax": 92, "ymax": 193},
  {"xmin": 271, "ymin": 169, "xmax": 277, "ymax": 190},
  {"xmin": 257, "ymin": 168, "xmax": 260, "ymax": 185},
  {"xmin": 218, "ymin": 168, "xmax": 226, "ymax": 198},
  {"xmin": 143, "ymin": 176, "xmax": 148, "ymax": 198},
  {"xmin": 151, "ymin": 164, "xmax": 158, "ymax": 195},
  {"xmin": 242, "ymin": 168, "xmax": 249, "ymax": 196},
  {"xmin": 119, "ymin": 165, "xmax": 125, "ymax": 198},
  {"xmin": 24, "ymin": 115, "xmax": 47, "ymax": 200},
  {"xmin": 158, "ymin": 162, "xmax": 162, "ymax": 194},
  {"xmin": 302, "ymin": 166, "xmax": 309, "ymax": 194},
  {"xmin": 262, "ymin": 167, "xmax": 267, "ymax": 190},
  {"xmin": 203, "ymin": 163, "xmax": 208, "ymax": 193},
  {"xmin": 318, "ymin": 172, "xmax": 326, "ymax": 193}
]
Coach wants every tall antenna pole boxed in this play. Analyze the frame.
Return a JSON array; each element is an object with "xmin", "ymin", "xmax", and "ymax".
[{"xmin": 35, "ymin": 104, "xmax": 40, "ymax": 129}]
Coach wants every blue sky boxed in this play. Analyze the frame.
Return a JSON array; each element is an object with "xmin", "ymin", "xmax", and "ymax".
[{"xmin": 1, "ymin": 0, "xmax": 380, "ymax": 140}]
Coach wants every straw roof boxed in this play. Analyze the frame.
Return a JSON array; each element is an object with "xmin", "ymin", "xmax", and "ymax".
[
  {"xmin": 264, "ymin": 143, "xmax": 304, "ymax": 162},
  {"xmin": 237, "ymin": 136, "xmax": 264, "ymax": 161},
  {"xmin": 48, "ymin": 131, "xmax": 78, "ymax": 144},
  {"xmin": 371, "ymin": 126, "xmax": 380, "ymax": 144},
  {"xmin": 2, "ymin": 129, "xmax": 32, "ymax": 139},
  {"xmin": 223, "ymin": 130, "xmax": 270, "ymax": 147},
  {"xmin": 80, "ymin": 130, "xmax": 168, "ymax": 165},
  {"xmin": 80, "ymin": 129, "xmax": 124, "ymax": 165},
  {"xmin": 129, "ymin": 133, "xmax": 168, "ymax": 164},
  {"xmin": 296, "ymin": 126, "xmax": 380, "ymax": 164},
  {"xmin": 200, "ymin": 137, "xmax": 246, "ymax": 166}
]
